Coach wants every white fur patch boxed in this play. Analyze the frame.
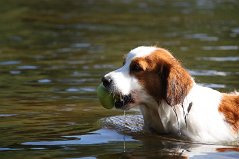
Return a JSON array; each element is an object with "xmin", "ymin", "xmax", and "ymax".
[{"xmin": 126, "ymin": 46, "xmax": 158, "ymax": 62}]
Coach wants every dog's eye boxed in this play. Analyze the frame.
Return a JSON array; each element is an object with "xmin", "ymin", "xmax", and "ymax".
[{"xmin": 131, "ymin": 63, "xmax": 143, "ymax": 72}]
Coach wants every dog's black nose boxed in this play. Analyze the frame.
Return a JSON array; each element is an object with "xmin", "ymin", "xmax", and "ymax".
[{"xmin": 102, "ymin": 76, "xmax": 112, "ymax": 88}]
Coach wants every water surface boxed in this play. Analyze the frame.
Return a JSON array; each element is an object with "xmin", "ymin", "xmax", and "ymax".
[{"xmin": 0, "ymin": 0, "xmax": 239, "ymax": 158}]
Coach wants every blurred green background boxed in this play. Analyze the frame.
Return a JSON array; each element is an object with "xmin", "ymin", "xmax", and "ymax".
[{"xmin": 0, "ymin": 0, "xmax": 238, "ymax": 159}]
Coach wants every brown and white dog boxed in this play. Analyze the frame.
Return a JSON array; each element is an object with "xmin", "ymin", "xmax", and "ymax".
[{"xmin": 102, "ymin": 46, "xmax": 239, "ymax": 143}]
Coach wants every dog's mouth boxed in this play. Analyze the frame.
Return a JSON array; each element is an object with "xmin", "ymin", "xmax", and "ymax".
[
  {"xmin": 104, "ymin": 84, "xmax": 135, "ymax": 110},
  {"xmin": 113, "ymin": 94, "xmax": 134, "ymax": 110}
]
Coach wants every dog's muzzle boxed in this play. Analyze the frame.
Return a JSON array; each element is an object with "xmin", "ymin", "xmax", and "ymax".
[
  {"xmin": 102, "ymin": 76, "xmax": 133, "ymax": 109},
  {"xmin": 114, "ymin": 94, "xmax": 133, "ymax": 109}
]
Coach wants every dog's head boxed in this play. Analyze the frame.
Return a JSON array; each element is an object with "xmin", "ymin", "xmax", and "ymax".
[{"xmin": 102, "ymin": 46, "xmax": 193, "ymax": 110}]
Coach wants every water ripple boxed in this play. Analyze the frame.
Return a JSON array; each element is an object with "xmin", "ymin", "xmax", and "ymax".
[
  {"xmin": 0, "ymin": 114, "xmax": 17, "ymax": 117},
  {"xmin": 22, "ymin": 129, "xmax": 135, "ymax": 146},
  {"xmin": 0, "ymin": 148, "xmax": 21, "ymax": 151},
  {"xmin": 38, "ymin": 79, "xmax": 52, "ymax": 83},
  {"xmin": 17, "ymin": 65, "xmax": 39, "ymax": 70},
  {"xmin": 202, "ymin": 46, "xmax": 239, "ymax": 51},
  {"xmin": 184, "ymin": 33, "xmax": 218, "ymax": 41},
  {"xmin": 189, "ymin": 69, "xmax": 230, "ymax": 76},
  {"xmin": 0, "ymin": 61, "xmax": 21, "ymax": 65},
  {"xmin": 232, "ymin": 27, "xmax": 239, "ymax": 34},
  {"xmin": 71, "ymin": 43, "xmax": 91, "ymax": 49},
  {"xmin": 74, "ymin": 24, "xmax": 119, "ymax": 32},
  {"xmin": 66, "ymin": 87, "xmax": 95, "ymax": 93},
  {"xmin": 198, "ymin": 57, "xmax": 239, "ymax": 62},
  {"xmin": 93, "ymin": 64, "xmax": 116, "ymax": 69},
  {"xmin": 10, "ymin": 70, "xmax": 21, "ymax": 75},
  {"xmin": 199, "ymin": 83, "xmax": 226, "ymax": 89}
]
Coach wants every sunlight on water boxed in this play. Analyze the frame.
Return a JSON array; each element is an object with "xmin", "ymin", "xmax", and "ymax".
[{"xmin": 22, "ymin": 129, "xmax": 135, "ymax": 146}]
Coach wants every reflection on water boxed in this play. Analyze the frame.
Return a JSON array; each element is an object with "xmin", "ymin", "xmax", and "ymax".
[
  {"xmin": 0, "ymin": 0, "xmax": 238, "ymax": 158},
  {"xmin": 22, "ymin": 129, "xmax": 135, "ymax": 146}
]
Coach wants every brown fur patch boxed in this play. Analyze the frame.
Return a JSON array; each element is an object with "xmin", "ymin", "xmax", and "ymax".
[
  {"xmin": 216, "ymin": 147, "xmax": 239, "ymax": 152},
  {"xmin": 130, "ymin": 48, "xmax": 193, "ymax": 106},
  {"xmin": 218, "ymin": 94, "xmax": 239, "ymax": 132}
]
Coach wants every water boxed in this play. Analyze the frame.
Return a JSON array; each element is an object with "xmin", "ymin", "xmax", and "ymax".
[{"xmin": 0, "ymin": 0, "xmax": 239, "ymax": 158}]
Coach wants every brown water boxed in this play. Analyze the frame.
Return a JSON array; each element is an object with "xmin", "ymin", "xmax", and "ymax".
[{"xmin": 0, "ymin": 0, "xmax": 239, "ymax": 158}]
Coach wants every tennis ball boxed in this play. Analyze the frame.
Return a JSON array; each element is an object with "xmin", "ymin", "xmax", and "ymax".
[{"xmin": 97, "ymin": 83, "xmax": 114, "ymax": 109}]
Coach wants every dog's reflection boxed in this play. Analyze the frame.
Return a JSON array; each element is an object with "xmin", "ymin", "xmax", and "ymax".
[{"xmin": 101, "ymin": 115, "xmax": 239, "ymax": 159}]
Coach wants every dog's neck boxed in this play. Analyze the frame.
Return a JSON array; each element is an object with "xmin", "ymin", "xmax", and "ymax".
[
  {"xmin": 139, "ymin": 86, "xmax": 196, "ymax": 136},
  {"xmin": 139, "ymin": 102, "xmax": 166, "ymax": 134}
]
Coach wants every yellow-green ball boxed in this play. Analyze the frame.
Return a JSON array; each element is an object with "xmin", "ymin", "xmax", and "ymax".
[{"xmin": 97, "ymin": 83, "xmax": 114, "ymax": 109}]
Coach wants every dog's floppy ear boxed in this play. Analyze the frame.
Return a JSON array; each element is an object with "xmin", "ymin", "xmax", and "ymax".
[{"xmin": 161, "ymin": 61, "xmax": 192, "ymax": 106}]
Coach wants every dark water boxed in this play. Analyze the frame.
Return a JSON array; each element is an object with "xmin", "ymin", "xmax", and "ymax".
[{"xmin": 0, "ymin": 0, "xmax": 239, "ymax": 158}]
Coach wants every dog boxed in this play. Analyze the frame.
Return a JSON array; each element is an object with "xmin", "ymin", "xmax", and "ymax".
[{"xmin": 102, "ymin": 46, "xmax": 239, "ymax": 143}]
